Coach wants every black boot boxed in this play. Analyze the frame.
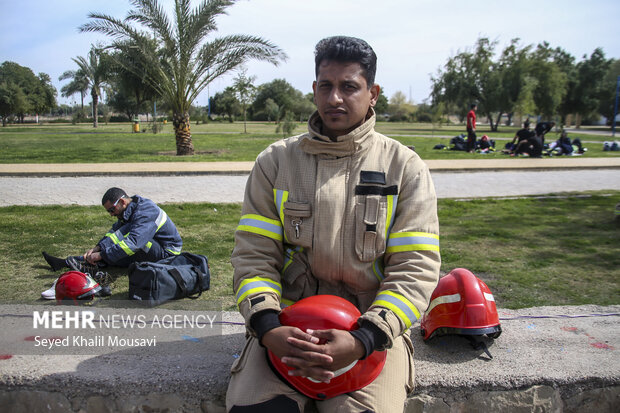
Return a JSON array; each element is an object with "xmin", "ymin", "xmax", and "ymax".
[{"xmin": 42, "ymin": 251, "xmax": 67, "ymax": 271}]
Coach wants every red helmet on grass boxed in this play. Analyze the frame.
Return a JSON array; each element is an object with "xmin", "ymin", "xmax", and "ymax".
[
  {"xmin": 421, "ymin": 268, "xmax": 501, "ymax": 341},
  {"xmin": 55, "ymin": 271, "xmax": 102, "ymax": 305},
  {"xmin": 267, "ymin": 295, "xmax": 386, "ymax": 400}
]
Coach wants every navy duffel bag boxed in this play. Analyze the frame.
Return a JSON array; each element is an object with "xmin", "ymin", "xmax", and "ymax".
[{"xmin": 128, "ymin": 252, "xmax": 210, "ymax": 306}]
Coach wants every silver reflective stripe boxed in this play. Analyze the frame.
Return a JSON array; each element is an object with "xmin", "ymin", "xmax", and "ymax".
[
  {"xmin": 155, "ymin": 209, "xmax": 168, "ymax": 231},
  {"xmin": 426, "ymin": 293, "xmax": 461, "ymax": 314},
  {"xmin": 484, "ymin": 292, "xmax": 495, "ymax": 302}
]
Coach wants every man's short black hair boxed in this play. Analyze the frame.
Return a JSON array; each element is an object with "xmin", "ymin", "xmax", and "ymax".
[
  {"xmin": 471, "ymin": 103, "xmax": 477, "ymax": 109},
  {"xmin": 101, "ymin": 187, "xmax": 128, "ymax": 205},
  {"xmin": 314, "ymin": 36, "xmax": 377, "ymax": 88}
]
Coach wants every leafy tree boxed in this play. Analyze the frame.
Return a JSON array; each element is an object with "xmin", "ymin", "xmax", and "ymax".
[
  {"xmin": 291, "ymin": 93, "xmax": 315, "ymax": 122},
  {"xmin": 233, "ymin": 68, "xmax": 256, "ymax": 133},
  {"xmin": 529, "ymin": 42, "xmax": 568, "ymax": 119},
  {"xmin": 31, "ymin": 73, "xmax": 57, "ymax": 118},
  {"xmin": 0, "ymin": 82, "xmax": 25, "ymax": 126},
  {"xmin": 251, "ymin": 79, "xmax": 307, "ymax": 122},
  {"xmin": 107, "ymin": 39, "xmax": 161, "ymax": 121},
  {"xmin": 374, "ymin": 88, "xmax": 388, "ymax": 116},
  {"xmin": 387, "ymin": 91, "xmax": 416, "ymax": 122},
  {"xmin": 211, "ymin": 87, "xmax": 240, "ymax": 122},
  {"xmin": 276, "ymin": 111, "xmax": 297, "ymax": 136},
  {"xmin": 263, "ymin": 98, "xmax": 279, "ymax": 122},
  {"xmin": 0, "ymin": 61, "xmax": 57, "ymax": 124},
  {"xmin": 431, "ymin": 38, "xmax": 500, "ymax": 129},
  {"xmin": 491, "ymin": 39, "xmax": 532, "ymax": 126},
  {"xmin": 552, "ymin": 48, "xmax": 578, "ymax": 126},
  {"xmin": 81, "ymin": 0, "xmax": 286, "ymax": 155},
  {"xmin": 573, "ymin": 48, "xmax": 611, "ymax": 125},
  {"xmin": 67, "ymin": 46, "xmax": 111, "ymax": 127},
  {"xmin": 512, "ymin": 75, "xmax": 538, "ymax": 125},
  {"xmin": 599, "ymin": 59, "xmax": 620, "ymax": 124},
  {"xmin": 414, "ymin": 102, "xmax": 433, "ymax": 123}
]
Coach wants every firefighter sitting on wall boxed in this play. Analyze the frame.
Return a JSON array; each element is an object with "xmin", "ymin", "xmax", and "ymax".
[{"xmin": 226, "ymin": 36, "xmax": 441, "ymax": 413}]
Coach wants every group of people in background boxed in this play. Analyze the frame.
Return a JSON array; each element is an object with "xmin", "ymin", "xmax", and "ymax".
[
  {"xmin": 504, "ymin": 120, "xmax": 586, "ymax": 157},
  {"xmin": 505, "ymin": 120, "xmax": 554, "ymax": 157},
  {"xmin": 465, "ymin": 103, "xmax": 586, "ymax": 158}
]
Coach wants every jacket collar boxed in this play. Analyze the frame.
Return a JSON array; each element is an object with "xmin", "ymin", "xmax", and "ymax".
[
  {"xmin": 300, "ymin": 109, "xmax": 376, "ymax": 157},
  {"xmin": 119, "ymin": 195, "xmax": 140, "ymax": 223}
]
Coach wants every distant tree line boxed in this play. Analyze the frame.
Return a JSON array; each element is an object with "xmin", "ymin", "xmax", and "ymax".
[
  {"xmin": 3, "ymin": 31, "xmax": 619, "ymax": 137},
  {"xmin": 0, "ymin": 61, "xmax": 57, "ymax": 126},
  {"xmin": 430, "ymin": 37, "xmax": 620, "ymax": 130}
]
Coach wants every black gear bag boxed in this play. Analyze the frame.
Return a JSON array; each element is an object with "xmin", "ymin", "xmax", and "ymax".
[{"xmin": 128, "ymin": 252, "xmax": 210, "ymax": 306}]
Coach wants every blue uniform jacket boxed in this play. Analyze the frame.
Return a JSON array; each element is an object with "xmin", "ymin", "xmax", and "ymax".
[{"xmin": 98, "ymin": 195, "xmax": 182, "ymax": 264}]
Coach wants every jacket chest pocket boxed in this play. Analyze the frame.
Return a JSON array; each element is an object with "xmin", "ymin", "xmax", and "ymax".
[
  {"xmin": 283, "ymin": 201, "xmax": 313, "ymax": 249},
  {"xmin": 355, "ymin": 195, "xmax": 388, "ymax": 262}
]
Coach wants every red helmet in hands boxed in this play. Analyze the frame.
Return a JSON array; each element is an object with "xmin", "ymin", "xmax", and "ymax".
[
  {"xmin": 420, "ymin": 268, "xmax": 501, "ymax": 341},
  {"xmin": 55, "ymin": 271, "xmax": 102, "ymax": 305},
  {"xmin": 267, "ymin": 295, "xmax": 386, "ymax": 400}
]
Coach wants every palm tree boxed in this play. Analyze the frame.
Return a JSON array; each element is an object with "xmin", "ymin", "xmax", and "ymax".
[
  {"xmin": 65, "ymin": 47, "xmax": 109, "ymax": 128},
  {"xmin": 80, "ymin": 0, "xmax": 287, "ymax": 155},
  {"xmin": 59, "ymin": 69, "xmax": 89, "ymax": 114}
]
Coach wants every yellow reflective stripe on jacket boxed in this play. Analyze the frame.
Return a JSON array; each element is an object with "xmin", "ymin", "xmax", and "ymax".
[
  {"xmin": 385, "ymin": 194, "xmax": 398, "ymax": 238},
  {"xmin": 235, "ymin": 276, "xmax": 282, "ymax": 305},
  {"xmin": 282, "ymin": 246, "xmax": 303, "ymax": 274},
  {"xmin": 373, "ymin": 291, "xmax": 420, "ymax": 329},
  {"xmin": 372, "ymin": 258, "xmax": 384, "ymax": 282},
  {"xmin": 386, "ymin": 231, "xmax": 439, "ymax": 253},
  {"xmin": 281, "ymin": 298, "xmax": 295, "ymax": 308},
  {"xmin": 106, "ymin": 231, "xmax": 135, "ymax": 256},
  {"xmin": 155, "ymin": 209, "xmax": 168, "ymax": 231},
  {"xmin": 237, "ymin": 214, "xmax": 283, "ymax": 241},
  {"xmin": 118, "ymin": 240, "xmax": 135, "ymax": 256},
  {"xmin": 273, "ymin": 188, "xmax": 289, "ymax": 243}
]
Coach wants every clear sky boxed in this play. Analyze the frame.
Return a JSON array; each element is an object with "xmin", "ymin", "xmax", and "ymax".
[{"xmin": 2, "ymin": 0, "xmax": 619, "ymax": 107}]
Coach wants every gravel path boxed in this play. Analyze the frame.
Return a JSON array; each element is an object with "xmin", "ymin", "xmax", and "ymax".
[{"xmin": 1, "ymin": 169, "xmax": 619, "ymax": 206}]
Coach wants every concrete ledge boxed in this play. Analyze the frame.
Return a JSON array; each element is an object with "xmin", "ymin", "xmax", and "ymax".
[{"xmin": 0, "ymin": 305, "xmax": 618, "ymax": 412}]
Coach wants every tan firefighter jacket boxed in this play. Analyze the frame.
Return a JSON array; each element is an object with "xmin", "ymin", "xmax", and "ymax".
[{"xmin": 231, "ymin": 110, "xmax": 441, "ymax": 349}]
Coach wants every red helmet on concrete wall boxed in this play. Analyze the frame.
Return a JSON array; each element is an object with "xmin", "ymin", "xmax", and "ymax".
[
  {"xmin": 55, "ymin": 271, "xmax": 102, "ymax": 305},
  {"xmin": 420, "ymin": 268, "xmax": 501, "ymax": 341},
  {"xmin": 267, "ymin": 295, "xmax": 386, "ymax": 400}
]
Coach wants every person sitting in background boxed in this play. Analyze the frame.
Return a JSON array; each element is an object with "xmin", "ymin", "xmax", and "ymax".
[
  {"xmin": 506, "ymin": 120, "xmax": 534, "ymax": 153},
  {"xmin": 476, "ymin": 134, "xmax": 495, "ymax": 153},
  {"xmin": 41, "ymin": 187, "xmax": 183, "ymax": 299},
  {"xmin": 534, "ymin": 121, "xmax": 555, "ymax": 146},
  {"xmin": 510, "ymin": 120, "xmax": 543, "ymax": 157},
  {"xmin": 547, "ymin": 131, "xmax": 573, "ymax": 155}
]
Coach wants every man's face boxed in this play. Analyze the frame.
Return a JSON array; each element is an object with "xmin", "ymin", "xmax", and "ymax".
[
  {"xmin": 312, "ymin": 60, "xmax": 379, "ymax": 138},
  {"xmin": 103, "ymin": 197, "xmax": 127, "ymax": 218}
]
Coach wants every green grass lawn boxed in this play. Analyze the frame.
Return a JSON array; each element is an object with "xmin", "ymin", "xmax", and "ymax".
[
  {"xmin": 1, "ymin": 191, "xmax": 618, "ymax": 310},
  {"xmin": 0, "ymin": 121, "xmax": 617, "ymax": 163}
]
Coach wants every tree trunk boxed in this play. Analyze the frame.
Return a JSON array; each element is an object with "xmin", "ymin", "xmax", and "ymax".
[
  {"xmin": 92, "ymin": 88, "xmax": 99, "ymax": 128},
  {"xmin": 173, "ymin": 111, "xmax": 194, "ymax": 156},
  {"xmin": 494, "ymin": 112, "xmax": 503, "ymax": 131},
  {"xmin": 487, "ymin": 113, "xmax": 497, "ymax": 131}
]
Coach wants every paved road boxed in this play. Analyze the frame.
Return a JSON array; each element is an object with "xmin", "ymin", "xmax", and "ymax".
[{"xmin": 1, "ymin": 169, "xmax": 619, "ymax": 206}]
